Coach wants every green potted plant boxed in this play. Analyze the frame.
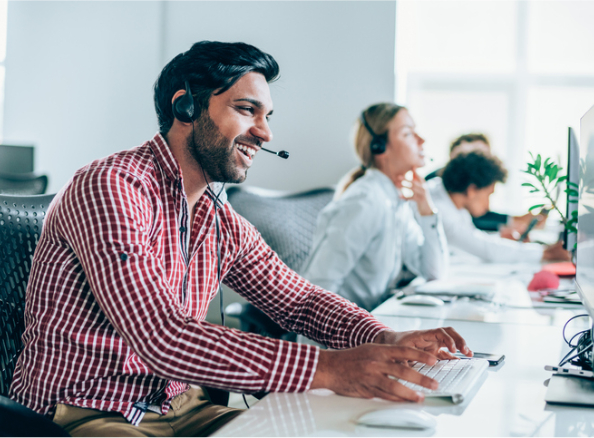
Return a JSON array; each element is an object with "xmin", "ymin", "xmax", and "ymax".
[{"xmin": 522, "ymin": 152, "xmax": 578, "ymax": 247}]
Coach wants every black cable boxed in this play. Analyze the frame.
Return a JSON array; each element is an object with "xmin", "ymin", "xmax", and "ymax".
[
  {"xmin": 191, "ymin": 124, "xmax": 249, "ymax": 409},
  {"xmin": 559, "ymin": 314, "xmax": 593, "ymax": 369}
]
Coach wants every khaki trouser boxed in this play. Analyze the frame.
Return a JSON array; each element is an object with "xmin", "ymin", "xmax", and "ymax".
[{"xmin": 52, "ymin": 387, "xmax": 242, "ymax": 437}]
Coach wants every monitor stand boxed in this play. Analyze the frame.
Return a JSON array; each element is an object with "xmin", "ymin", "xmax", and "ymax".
[{"xmin": 545, "ymin": 375, "xmax": 594, "ymax": 407}]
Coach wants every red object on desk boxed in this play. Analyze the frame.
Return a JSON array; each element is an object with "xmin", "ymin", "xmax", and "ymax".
[
  {"xmin": 542, "ymin": 262, "xmax": 576, "ymax": 277},
  {"xmin": 528, "ymin": 270, "xmax": 560, "ymax": 292}
]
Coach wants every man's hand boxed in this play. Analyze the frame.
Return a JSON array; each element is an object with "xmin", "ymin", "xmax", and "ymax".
[
  {"xmin": 542, "ymin": 241, "xmax": 572, "ymax": 262},
  {"xmin": 513, "ymin": 212, "xmax": 547, "ymax": 230},
  {"xmin": 375, "ymin": 328, "xmax": 473, "ymax": 360},
  {"xmin": 310, "ymin": 344, "xmax": 439, "ymax": 402},
  {"xmin": 310, "ymin": 327, "xmax": 473, "ymax": 403}
]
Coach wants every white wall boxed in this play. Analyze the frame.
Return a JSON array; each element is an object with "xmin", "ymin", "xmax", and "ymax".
[
  {"xmin": 4, "ymin": 1, "xmax": 396, "ymax": 194},
  {"xmin": 4, "ymin": 1, "xmax": 163, "ymax": 191}
]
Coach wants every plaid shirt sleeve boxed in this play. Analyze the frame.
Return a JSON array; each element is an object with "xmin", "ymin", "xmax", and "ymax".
[{"xmin": 222, "ymin": 207, "xmax": 391, "ymax": 353}]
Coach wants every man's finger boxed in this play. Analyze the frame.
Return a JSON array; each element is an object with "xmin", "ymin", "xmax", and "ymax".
[
  {"xmin": 384, "ymin": 346, "xmax": 438, "ymax": 367},
  {"xmin": 375, "ymin": 379, "xmax": 425, "ymax": 403},
  {"xmin": 426, "ymin": 328, "xmax": 457, "ymax": 353},
  {"xmin": 381, "ymin": 363, "xmax": 439, "ymax": 391},
  {"xmin": 437, "ymin": 349, "xmax": 458, "ymax": 360},
  {"xmin": 442, "ymin": 327, "xmax": 472, "ymax": 356}
]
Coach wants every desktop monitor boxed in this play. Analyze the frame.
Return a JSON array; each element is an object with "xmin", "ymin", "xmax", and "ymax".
[
  {"xmin": 575, "ymin": 104, "xmax": 594, "ymax": 370},
  {"xmin": 565, "ymin": 127, "xmax": 580, "ymax": 251},
  {"xmin": 0, "ymin": 144, "xmax": 35, "ymax": 174}
]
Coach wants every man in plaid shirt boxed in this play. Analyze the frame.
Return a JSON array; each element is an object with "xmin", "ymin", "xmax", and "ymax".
[{"xmin": 10, "ymin": 41, "xmax": 472, "ymax": 436}]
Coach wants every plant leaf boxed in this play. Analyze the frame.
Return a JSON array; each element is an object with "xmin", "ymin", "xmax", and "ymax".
[
  {"xmin": 549, "ymin": 165, "xmax": 559, "ymax": 181},
  {"xmin": 529, "ymin": 204, "xmax": 545, "ymax": 211},
  {"xmin": 522, "ymin": 182, "xmax": 538, "ymax": 189}
]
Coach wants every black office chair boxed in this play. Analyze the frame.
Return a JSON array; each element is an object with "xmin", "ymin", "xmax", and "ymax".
[
  {"xmin": 0, "ymin": 194, "xmax": 69, "ymax": 436},
  {"xmin": 224, "ymin": 186, "xmax": 335, "ymax": 341},
  {"xmin": 0, "ymin": 172, "xmax": 49, "ymax": 195}
]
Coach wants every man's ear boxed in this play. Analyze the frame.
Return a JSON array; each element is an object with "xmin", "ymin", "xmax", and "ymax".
[{"xmin": 465, "ymin": 184, "xmax": 478, "ymax": 199}]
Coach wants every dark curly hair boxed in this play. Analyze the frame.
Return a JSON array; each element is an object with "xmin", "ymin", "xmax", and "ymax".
[
  {"xmin": 154, "ymin": 41, "xmax": 280, "ymax": 135},
  {"xmin": 442, "ymin": 151, "xmax": 507, "ymax": 194}
]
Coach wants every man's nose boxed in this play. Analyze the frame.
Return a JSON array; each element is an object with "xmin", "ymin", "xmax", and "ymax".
[
  {"xmin": 416, "ymin": 133, "xmax": 425, "ymax": 146},
  {"xmin": 251, "ymin": 118, "xmax": 273, "ymax": 143}
]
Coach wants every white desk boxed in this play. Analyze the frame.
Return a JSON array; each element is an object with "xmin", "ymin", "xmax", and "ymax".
[
  {"xmin": 214, "ymin": 261, "xmax": 593, "ymax": 437},
  {"xmin": 373, "ymin": 261, "xmax": 584, "ymax": 327},
  {"xmin": 215, "ymin": 316, "xmax": 593, "ymax": 437}
]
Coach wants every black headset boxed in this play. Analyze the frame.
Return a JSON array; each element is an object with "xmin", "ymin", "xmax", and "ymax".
[
  {"xmin": 172, "ymin": 81, "xmax": 196, "ymax": 123},
  {"xmin": 360, "ymin": 111, "xmax": 387, "ymax": 155}
]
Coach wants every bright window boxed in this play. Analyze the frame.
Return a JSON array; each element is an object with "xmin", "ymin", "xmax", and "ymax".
[{"xmin": 396, "ymin": 0, "xmax": 594, "ymax": 214}]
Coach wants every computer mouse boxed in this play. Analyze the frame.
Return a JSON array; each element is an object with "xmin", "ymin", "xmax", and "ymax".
[
  {"xmin": 355, "ymin": 408, "xmax": 437, "ymax": 430},
  {"xmin": 399, "ymin": 295, "xmax": 445, "ymax": 306}
]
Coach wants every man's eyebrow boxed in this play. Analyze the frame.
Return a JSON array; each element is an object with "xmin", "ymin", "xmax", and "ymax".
[{"xmin": 234, "ymin": 98, "xmax": 274, "ymax": 116}]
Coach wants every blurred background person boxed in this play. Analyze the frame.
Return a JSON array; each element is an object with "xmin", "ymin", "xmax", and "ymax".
[
  {"xmin": 426, "ymin": 133, "xmax": 545, "ymax": 235},
  {"xmin": 301, "ymin": 103, "xmax": 448, "ymax": 311},
  {"xmin": 427, "ymin": 151, "xmax": 570, "ymax": 263}
]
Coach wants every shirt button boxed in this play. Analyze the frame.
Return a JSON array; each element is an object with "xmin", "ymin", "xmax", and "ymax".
[
  {"xmin": 180, "ymin": 227, "xmax": 187, "ymax": 233},
  {"xmin": 120, "ymin": 253, "xmax": 128, "ymax": 261}
]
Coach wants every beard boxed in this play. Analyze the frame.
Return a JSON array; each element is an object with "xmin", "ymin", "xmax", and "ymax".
[{"xmin": 187, "ymin": 111, "xmax": 249, "ymax": 184}]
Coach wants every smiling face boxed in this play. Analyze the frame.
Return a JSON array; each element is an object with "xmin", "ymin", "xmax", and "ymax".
[
  {"xmin": 379, "ymin": 109, "xmax": 426, "ymax": 175},
  {"xmin": 187, "ymin": 72, "xmax": 273, "ymax": 184}
]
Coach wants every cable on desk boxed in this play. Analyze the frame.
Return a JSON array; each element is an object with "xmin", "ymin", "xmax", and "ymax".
[{"xmin": 558, "ymin": 314, "xmax": 593, "ymax": 370}]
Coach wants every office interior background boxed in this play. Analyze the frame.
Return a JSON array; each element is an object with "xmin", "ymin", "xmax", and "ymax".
[{"xmin": 1, "ymin": 0, "xmax": 594, "ymax": 324}]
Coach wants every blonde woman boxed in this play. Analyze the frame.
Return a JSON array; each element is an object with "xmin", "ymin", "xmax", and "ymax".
[{"xmin": 301, "ymin": 103, "xmax": 448, "ymax": 311}]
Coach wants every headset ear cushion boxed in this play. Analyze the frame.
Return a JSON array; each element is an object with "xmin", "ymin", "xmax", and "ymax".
[
  {"xmin": 172, "ymin": 81, "xmax": 195, "ymax": 123},
  {"xmin": 370, "ymin": 136, "xmax": 387, "ymax": 154}
]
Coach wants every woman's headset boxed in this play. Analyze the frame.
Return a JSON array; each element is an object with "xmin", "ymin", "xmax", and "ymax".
[{"xmin": 360, "ymin": 111, "xmax": 387, "ymax": 155}]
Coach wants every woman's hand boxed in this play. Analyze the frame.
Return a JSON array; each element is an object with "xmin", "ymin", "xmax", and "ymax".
[{"xmin": 397, "ymin": 170, "xmax": 436, "ymax": 216}]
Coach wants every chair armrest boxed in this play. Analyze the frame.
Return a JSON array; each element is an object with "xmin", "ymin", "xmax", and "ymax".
[{"xmin": 0, "ymin": 395, "xmax": 70, "ymax": 437}]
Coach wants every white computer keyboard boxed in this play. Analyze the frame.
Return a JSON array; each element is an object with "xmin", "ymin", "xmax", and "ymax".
[{"xmin": 398, "ymin": 358, "xmax": 489, "ymax": 404}]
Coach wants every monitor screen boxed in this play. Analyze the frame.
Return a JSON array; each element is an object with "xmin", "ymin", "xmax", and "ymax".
[
  {"xmin": 0, "ymin": 144, "xmax": 35, "ymax": 174},
  {"xmin": 565, "ymin": 127, "xmax": 580, "ymax": 251},
  {"xmin": 576, "ymin": 104, "xmax": 594, "ymax": 319}
]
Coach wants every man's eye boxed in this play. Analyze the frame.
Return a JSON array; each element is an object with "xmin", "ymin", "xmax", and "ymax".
[{"xmin": 239, "ymin": 106, "xmax": 254, "ymax": 114}]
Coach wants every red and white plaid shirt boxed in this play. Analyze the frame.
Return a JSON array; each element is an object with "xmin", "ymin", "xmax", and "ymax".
[{"xmin": 10, "ymin": 133, "xmax": 389, "ymax": 425}]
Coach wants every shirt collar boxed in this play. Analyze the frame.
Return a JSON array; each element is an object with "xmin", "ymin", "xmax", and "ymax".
[
  {"xmin": 148, "ymin": 132, "xmax": 182, "ymax": 184},
  {"xmin": 365, "ymin": 168, "xmax": 402, "ymax": 203},
  {"xmin": 148, "ymin": 132, "xmax": 228, "ymax": 205}
]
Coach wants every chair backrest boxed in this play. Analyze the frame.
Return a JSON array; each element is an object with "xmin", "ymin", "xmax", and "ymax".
[
  {"xmin": 226, "ymin": 186, "xmax": 335, "ymax": 272},
  {"xmin": 0, "ymin": 172, "xmax": 49, "ymax": 196},
  {"xmin": 0, "ymin": 194, "xmax": 55, "ymax": 396}
]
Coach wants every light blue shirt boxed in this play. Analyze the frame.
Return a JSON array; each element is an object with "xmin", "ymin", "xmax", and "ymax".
[
  {"xmin": 300, "ymin": 169, "xmax": 448, "ymax": 311},
  {"xmin": 427, "ymin": 177, "xmax": 544, "ymax": 263}
]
